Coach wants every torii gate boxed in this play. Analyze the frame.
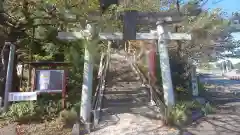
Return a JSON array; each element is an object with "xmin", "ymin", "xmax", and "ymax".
[{"xmin": 57, "ymin": 11, "xmax": 192, "ymax": 129}]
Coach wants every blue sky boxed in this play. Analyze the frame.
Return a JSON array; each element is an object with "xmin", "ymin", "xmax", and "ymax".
[
  {"xmin": 162, "ymin": 0, "xmax": 239, "ymax": 16},
  {"xmin": 199, "ymin": 0, "xmax": 240, "ymax": 40},
  {"xmin": 201, "ymin": 0, "xmax": 239, "ymax": 16},
  {"xmin": 180, "ymin": 0, "xmax": 240, "ymax": 39}
]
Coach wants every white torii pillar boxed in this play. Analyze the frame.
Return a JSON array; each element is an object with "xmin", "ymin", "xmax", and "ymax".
[{"xmin": 156, "ymin": 22, "xmax": 175, "ymax": 107}]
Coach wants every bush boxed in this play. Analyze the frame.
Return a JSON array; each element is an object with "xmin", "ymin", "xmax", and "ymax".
[
  {"xmin": 184, "ymin": 100, "xmax": 202, "ymax": 110},
  {"xmin": 167, "ymin": 101, "xmax": 203, "ymax": 126},
  {"xmin": 154, "ymin": 50, "xmax": 192, "ymax": 99},
  {"xmin": 167, "ymin": 103, "xmax": 188, "ymax": 126},
  {"xmin": 202, "ymin": 102, "xmax": 216, "ymax": 115},
  {"xmin": 36, "ymin": 94, "xmax": 63, "ymax": 119},
  {"xmin": 58, "ymin": 109, "xmax": 78, "ymax": 127},
  {"xmin": 71, "ymin": 101, "xmax": 81, "ymax": 115},
  {"xmin": 4, "ymin": 94, "xmax": 66, "ymax": 122},
  {"xmin": 4, "ymin": 102, "xmax": 39, "ymax": 122}
]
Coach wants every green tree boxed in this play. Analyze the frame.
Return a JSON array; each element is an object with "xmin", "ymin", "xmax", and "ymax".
[{"xmin": 0, "ymin": 0, "xmax": 106, "ymax": 97}]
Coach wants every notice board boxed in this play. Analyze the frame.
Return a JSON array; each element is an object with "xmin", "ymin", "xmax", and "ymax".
[{"xmin": 35, "ymin": 70, "xmax": 64, "ymax": 93}]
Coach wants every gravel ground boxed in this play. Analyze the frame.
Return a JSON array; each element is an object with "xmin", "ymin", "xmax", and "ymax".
[
  {"xmin": 90, "ymin": 50, "xmax": 179, "ymax": 135},
  {"xmin": 0, "ymin": 123, "xmax": 17, "ymax": 135},
  {"xmin": 0, "ymin": 120, "xmax": 72, "ymax": 135}
]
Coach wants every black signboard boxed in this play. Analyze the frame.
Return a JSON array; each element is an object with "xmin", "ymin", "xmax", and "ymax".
[{"xmin": 123, "ymin": 10, "xmax": 137, "ymax": 40}]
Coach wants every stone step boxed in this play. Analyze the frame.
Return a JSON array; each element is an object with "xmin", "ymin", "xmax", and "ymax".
[
  {"xmin": 102, "ymin": 96, "xmax": 149, "ymax": 106},
  {"xmin": 104, "ymin": 88, "xmax": 148, "ymax": 95}
]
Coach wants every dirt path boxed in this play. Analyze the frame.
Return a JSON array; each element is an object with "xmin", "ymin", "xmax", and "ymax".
[
  {"xmin": 0, "ymin": 123, "xmax": 17, "ymax": 135},
  {"xmin": 0, "ymin": 120, "xmax": 72, "ymax": 135},
  {"xmin": 90, "ymin": 50, "xmax": 179, "ymax": 135},
  {"xmin": 184, "ymin": 75, "xmax": 240, "ymax": 135}
]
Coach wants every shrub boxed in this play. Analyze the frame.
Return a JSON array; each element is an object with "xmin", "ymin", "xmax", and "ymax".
[
  {"xmin": 36, "ymin": 94, "xmax": 63, "ymax": 119},
  {"xmin": 4, "ymin": 94, "xmax": 65, "ymax": 122},
  {"xmin": 198, "ymin": 81, "xmax": 206, "ymax": 96},
  {"xmin": 202, "ymin": 102, "xmax": 216, "ymax": 115},
  {"xmin": 167, "ymin": 103, "xmax": 188, "ymax": 126},
  {"xmin": 58, "ymin": 109, "xmax": 78, "ymax": 127},
  {"xmin": 167, "ymin": 101, "xmax": 204, "ymax": 126},
  {"xmin": 184, "ymin": 100, "xmax": 202, "ymax": 110},
  {"xmin": 4, "ymin": 102, "xmax": 39, "ymax": 122},
  {"xmin": 168, "ymin": 51, "xmax": 191, "ymax": 90},
  {"xmin": 154, "ymin": 50, "xmax": 192, "ymax": 99}
]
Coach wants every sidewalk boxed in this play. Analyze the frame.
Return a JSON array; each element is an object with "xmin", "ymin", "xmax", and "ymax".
[{"xmin": 182, "ymin": 75, "xmax": 240, "ymax": 135}]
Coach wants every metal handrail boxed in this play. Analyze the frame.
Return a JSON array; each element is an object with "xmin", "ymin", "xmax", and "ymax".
[
  {"xmin": 92, "ymin": 54, "xmax": 107, "ymax": 127},
  {"xmin": 92, "ymin": 53, "xmax": 106, "ymax": 109},
  {"xmin": 92, "ymin": 46, "xmax": 111, "ymax": 128},
  {"xmin": 131, "ymin": 60, "xmax": 168, "ymax": 121}
]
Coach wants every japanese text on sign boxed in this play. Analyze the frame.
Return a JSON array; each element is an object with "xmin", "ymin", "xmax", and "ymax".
[{"xmin": 8, "ymin": 92, "xmax": 37, "ymax": 101}]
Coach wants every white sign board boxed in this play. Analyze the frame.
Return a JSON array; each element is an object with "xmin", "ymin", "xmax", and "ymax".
[
  {"xmin": 39, "ymin": 70, "xmax": 51, "ymax": 90},
  {"xmin": 8, "ymin": 92, "xmax": 37, "ymax": 101},
  {"xmin": 35, "ymin": 70, "xmax": 64, "ymax": 93}
]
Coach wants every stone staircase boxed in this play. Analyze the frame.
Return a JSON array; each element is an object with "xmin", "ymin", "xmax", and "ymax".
[{"xmin": 90, "ymin": 50, "xmax": 178, "ymax": 135}]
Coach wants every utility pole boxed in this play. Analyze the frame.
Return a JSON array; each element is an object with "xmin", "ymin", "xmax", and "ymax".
[{"xmin": 3, "ymin": 42, "xmax": 15, "ymax": 112}]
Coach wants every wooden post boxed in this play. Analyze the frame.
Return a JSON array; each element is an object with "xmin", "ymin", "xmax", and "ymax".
[
  {"xmin": 62, "ymin": 69, "xmax": 67, "ymax": 108},
  {"xmin": 3, "ymin": 42, "xmax": 15, "ymax": 112},
  {"xmin": 191, "ymin": 66, "xmax": 199, "ymax": 97}
]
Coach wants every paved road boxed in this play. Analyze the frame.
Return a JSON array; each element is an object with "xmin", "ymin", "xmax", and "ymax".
[{"xmin": 184, "ymin": 74, "xmax": 240, "ymax": 135}]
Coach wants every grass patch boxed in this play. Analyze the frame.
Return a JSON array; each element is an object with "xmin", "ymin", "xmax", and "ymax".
[
  {"xmin": 167, "ymin": 100, "xmax": 215, "ymax": 126},
  {"xmin": 0, "ymin": 89, "xmax": 81, "ymax": 134},
  {"xmin": 201, "ymin": 102, "xmax": 216, "ymax": 115}
]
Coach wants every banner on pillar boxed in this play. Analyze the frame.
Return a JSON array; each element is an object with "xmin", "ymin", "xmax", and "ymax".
[{"xmin": 147, "ymin": 43, "xmax": 158, "ymax": 84}]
